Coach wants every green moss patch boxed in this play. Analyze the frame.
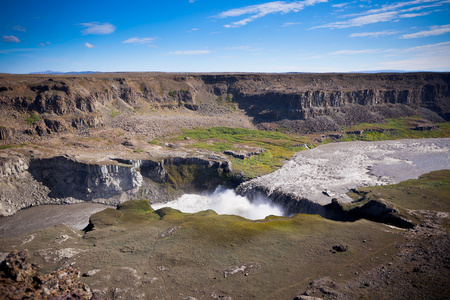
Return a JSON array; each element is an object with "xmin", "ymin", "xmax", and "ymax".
[
  {"xmin": 348, "ymin": 170, "xmax": 450, "ymax": 213},
  {"xmin": 25, "ymin": 112, "xmax": 40, "ymax": 125}
]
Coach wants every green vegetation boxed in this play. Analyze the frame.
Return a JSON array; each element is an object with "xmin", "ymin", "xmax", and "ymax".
[
  {"xmin": 0, "ymin": 143, "xmax": 26, "ymax": 150},
  {"xmin": 177, "ymin": 127, "xmax": 307, "ymax": 178},
  {"xmin": 216, "ymin": 94, "xmax": 237, "ymax": 110},
  {"xmin": 168, "ymin": 119, "xmax": 449, "ymax": 179},
  {"xmin": 89, "ymin": 199, "xmax": 160, "ymax": 229},
  {"xmin": 340, "ymin": 118, "xmax": 450, "ymax": 141},
  {"xmin": 169, "ymin": 89, "xmax": 188, "ymax": 97},
  {"xmin": 110, "ymin": 110, "xmax": 121, "ymax": 118},
  {"xmin": 25, "ymin": 112, "xmax": 40, "ymax": 125},
  {"xmin": 348, "ymin": 170, "xmax": 450, "ymax": 213},
  {"xmin": 0, "ymin": 145, "xmax": 14, "ymax": 150},
  {"xmin": 147, "ymin": 139, "xmax": 160, "ymax": 145}
]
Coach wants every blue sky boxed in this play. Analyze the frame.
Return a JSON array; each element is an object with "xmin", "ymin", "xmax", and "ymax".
[{"xmin": 1, "ymin": 0, "xmax": 450, "ymax": 73}]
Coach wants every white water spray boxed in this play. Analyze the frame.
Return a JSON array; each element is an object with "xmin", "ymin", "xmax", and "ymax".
[{"xmin": 152, "ymin": 187, "xmax": 284, "ymax": 220}]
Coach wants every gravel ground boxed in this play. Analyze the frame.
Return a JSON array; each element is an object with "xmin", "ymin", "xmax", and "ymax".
[
  {"xmin": 0, "ymin": 203, "xmax": 110, "ymax": 238},
  {"xmin": 238, "ymin": 138, "xmax": 450, "ymax": 204},
  {"xmin": 109, "ymin": 112, "xmax": 255, "ymax": 140}
]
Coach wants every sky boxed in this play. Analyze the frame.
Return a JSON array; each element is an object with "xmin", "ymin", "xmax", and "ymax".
[{"xmin": 1, "ymin": 0, "xmax": 450, "ymax": 73}]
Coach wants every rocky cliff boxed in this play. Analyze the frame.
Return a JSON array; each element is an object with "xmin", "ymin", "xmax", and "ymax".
[
  {"xmin": 0, "ymin": 72, "xmax": 448, "ymax": 141},
  {"xmin": 0, "ymin": 151, "xmax": 231, "ymax": 216}
]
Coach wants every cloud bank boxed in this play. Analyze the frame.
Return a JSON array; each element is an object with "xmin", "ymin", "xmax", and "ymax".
[{"xmin": 315, "ymin": 0, "xmax": 448, "ymax": 29}]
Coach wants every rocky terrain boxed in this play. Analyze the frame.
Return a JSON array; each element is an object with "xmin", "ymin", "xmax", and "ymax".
[
  {"xmin": 0, "ymin": 72, "xmax": 449, "ymax": 299},
  {"xmin": 0, "ymin": 72, "xmax": 448, "ymax": 144}
]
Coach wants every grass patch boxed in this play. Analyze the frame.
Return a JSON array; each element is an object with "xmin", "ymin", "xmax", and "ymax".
[
  {"xmin": 89, "ymin": 200, "xmax": 160, "ymax": 229},
  {"xmin": 147, "ymin": 139, "xmax": 160, "ymax": 145},
  {"xmin": 340, "ymin": 118, "xmax": 450, "ymax": 141},
  {"xmin": 25, "ymin": 112, "xmax": 40, "ymax": 125},
  {"xmin": 0, "ymin": 143, "xmax": 26, "ymax": 150},
  {"xmin": 176, "ymin": 127, "xmax": 307, "ymax": 178},
  {"xmin": 0, "ymin": 145, "xmax": 14, "ymax": 150},
  {"xmin": 349, "ymin": 170, "xmax": 450, "ymax": 213},
  {"xmin": 110, "ymin": 110, "xmax": 121, "ymax": 118}
]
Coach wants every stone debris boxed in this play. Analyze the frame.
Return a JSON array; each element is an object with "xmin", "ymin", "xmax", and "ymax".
[
  {"xmin": 222, "ymin": 263, "xmax": 259, "ymax": 278},
  {"xmin": 331, "ymin": 244, "xmax": 349, "ymax": 253},
  {"xmin": 0, "ymin": 249, "xmax": 95, "ymax": 299},
  {"xmin": 158, "ymin": 226, "xmax": 181, "ymax": 239},
  {"xmin": 223, "ymin": 147, "xmax": 265, "ymax": 159}
]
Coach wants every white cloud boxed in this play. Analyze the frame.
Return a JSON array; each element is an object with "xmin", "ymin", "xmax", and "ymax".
[
  {"xmin": 378, "ymin": 55, "xmax": 450, "ymax": 71},
  {"xmin": 350, "ymin": 30, "xmax": 400, "ymax": 37},
  {"xmin": 168, "ymin": 50, "xmax": 213, "ymax": 55},
  {"xmin": 404, "ymin": 41, "xmax": 450, "ymax": 52},
  {"xmin": 332, "ymin": 2, "xmax": 351, "ymax": 8},
  {"xmin": 281, "ymin": 22, "xmax": 301, "ymax": 27},
  {"xmin": 85, "ymin": 42, "xmax": 95, "ymax": 48},
  {"xmin": 375, "ymin": 41, "xmax": 450, "ymax": 71},
  {"xmin": 213, "ymin": 0, "xmax": 328, "ymax": 28},
  {"xmin": 402, "ymin": 24, "xmax": 450, "ymax": 38},
  {"xmin": 0, "ymin": 48, "xmax": 42, "ymax": 54},
  {"xmin": 2, "ymin": 35, "xmax": 20, "ymax": 43},
  {"xmin": 315, "ymin": 0, "xmax": 448, "ymax": 29},
  {"xmin": 399, "ymin": 11, "xmax": 432, "ymax": 18},
  {"xmin": 225, "ymin": 46, "xmax": 261, "ymax": 51},
  {"xmin": 79, "ymin": 22, "xmax": 116, "ymax": 35},
  {"xmin": 123, "ymin": 37, "xmax": 156, "ymax": 45},
  {"xmin": 330, "ymin": 49, "xmax": 392, "ymax": 55},
  {"xmin": 12, "ymin": 25, "xmax": 26, "ymax": 32}
]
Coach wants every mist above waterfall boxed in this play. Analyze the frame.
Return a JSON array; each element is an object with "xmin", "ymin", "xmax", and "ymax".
[{"xmin": 152, "ymin": 187, "xmax": 284, "ymax": 220}]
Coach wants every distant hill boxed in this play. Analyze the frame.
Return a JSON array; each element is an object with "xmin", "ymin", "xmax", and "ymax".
[{"xmin": 29, "ymin": 70, "xmax": 100, "ymax": 75}]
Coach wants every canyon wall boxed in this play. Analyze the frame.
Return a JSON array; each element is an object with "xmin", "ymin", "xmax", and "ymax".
[
  {"xmin": 0, "ymin": 72, "xmax": 448, "ymax": 139},
  {"xmin": 0, "ymin": 153, "xmax": 231, "ymax": 216}
]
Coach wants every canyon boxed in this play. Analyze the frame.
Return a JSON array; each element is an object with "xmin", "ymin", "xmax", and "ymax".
[
  {"xmin": 0, "ymin": 72, "xmax": 449, "ymax": 299},
  {"xmin": 0, "ymin": 72, "xmax": 449, "ymax": 216}
]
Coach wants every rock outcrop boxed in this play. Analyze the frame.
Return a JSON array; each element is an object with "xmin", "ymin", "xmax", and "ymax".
[{"xmin": 0, "ymin": 249, "xmax": 94, "ymax": 299}]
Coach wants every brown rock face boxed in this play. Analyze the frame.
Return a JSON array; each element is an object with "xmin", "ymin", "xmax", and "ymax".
[
  {"xmin": 0, "ymin": 127, "xmax": 12, "ymax": 140},
  {"xmin": 0, "ymin": 72, "xmax": 448, "ymax": 139}
]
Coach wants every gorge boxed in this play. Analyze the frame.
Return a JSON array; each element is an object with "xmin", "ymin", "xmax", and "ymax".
[{"xmin": 0, "ymin": 72, "xmax": 449, "ymax": 299}]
